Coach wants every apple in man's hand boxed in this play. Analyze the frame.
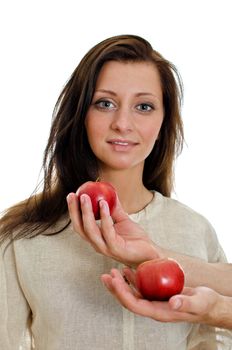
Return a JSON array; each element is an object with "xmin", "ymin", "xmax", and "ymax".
[
  {"xmin": 76, "ymin": 181, "xmax": 117, "ymax": 220},
  {"xmin": 135, "ymin": 258, "xmax": 185, "ymax": 301}
]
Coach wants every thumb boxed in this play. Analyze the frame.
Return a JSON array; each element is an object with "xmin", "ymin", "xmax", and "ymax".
[
  {"xmin": 169, "ymin": 292, "xmax": 198, "ymax": 314},
  {"xmin": 169, "ymin": 296, "xmax": 185, "ymax": 311},
  {"xmin": 111, "ymin": 194, "xmax": 129, "ymax": 222}
]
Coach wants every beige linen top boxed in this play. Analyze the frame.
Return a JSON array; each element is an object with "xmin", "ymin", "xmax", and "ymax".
[{"xmin": 0, "ymin": 191, "xmax": 231, "ymax": 350}]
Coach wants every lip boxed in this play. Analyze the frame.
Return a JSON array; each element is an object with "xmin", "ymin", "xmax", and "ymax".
[
  {"xmin": 107, "ymin": 138, "xmax": 139, "ymax": 152},
  {"xmin": 107, "ymin": 139, "xmax": 139, "ymax": 146}
]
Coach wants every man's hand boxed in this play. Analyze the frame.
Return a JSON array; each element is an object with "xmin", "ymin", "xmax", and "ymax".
[{"xmin": 101, "ymin": 267, "xmax": 230, "ymax": 328}]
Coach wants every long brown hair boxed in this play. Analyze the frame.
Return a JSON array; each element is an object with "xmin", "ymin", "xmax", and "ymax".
[{"xmin": 0, "ymin": 34, "xmax": 184, "ymax": 243}]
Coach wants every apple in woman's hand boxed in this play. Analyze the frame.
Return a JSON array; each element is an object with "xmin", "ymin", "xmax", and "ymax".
[
  {"xmin": 135, "ymin": 258, "xmax": 185, "ymax": 301},
  {"xmin": 76, "ymin": 181, "xmax": 117, "ymax": 220}
]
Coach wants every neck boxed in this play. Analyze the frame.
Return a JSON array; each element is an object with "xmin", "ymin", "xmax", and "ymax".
[{"xmin": 98, "ymin": 168, "xmax": 153, "ymax": 214}]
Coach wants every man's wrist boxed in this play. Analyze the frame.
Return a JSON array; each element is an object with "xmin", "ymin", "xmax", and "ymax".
[{"xmin": 212, "ymin": 295, "xmax": 232, "ymax": 329}]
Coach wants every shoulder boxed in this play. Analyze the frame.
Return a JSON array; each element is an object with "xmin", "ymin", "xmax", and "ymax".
[
  {"xmin": 154, "ymin": 191, "xmax": 212, "ymax": 228},
  {"xmin": 153, "ymin": 192, "xmax": 226, "ymax": 262}
]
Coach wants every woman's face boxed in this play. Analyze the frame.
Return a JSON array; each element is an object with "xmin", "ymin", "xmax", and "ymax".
[{"xmin": 85, "ymin": 60, "xmax": 164, "ymax": 174}]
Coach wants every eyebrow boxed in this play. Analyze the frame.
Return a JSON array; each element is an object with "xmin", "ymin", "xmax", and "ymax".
[{"xmin": 95, "ymin": 89, "xmax": 158, "ymax": 98}]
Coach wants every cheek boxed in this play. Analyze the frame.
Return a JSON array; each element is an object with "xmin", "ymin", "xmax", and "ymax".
[
  {"xmin": 143, "ymin": 122, "xmax": 162, "ymax": 147},
  {"xmin": 85, "ymin": 116, "xmax": 104, "ymax": 151}
]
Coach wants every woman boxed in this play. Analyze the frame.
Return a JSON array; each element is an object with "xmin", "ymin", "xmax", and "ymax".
[{"xmin": 0, "ymin": 34, "xmax": 231, "ymax": 349}]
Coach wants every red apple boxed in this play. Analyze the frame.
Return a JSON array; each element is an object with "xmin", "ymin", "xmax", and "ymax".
[
  {"xmin": 76, "ymin": 181, "xmax": 117, "ymax": 220},
  {"xmin": 135, "ymin": 258, "xmax": 185, "ymax": 301}
]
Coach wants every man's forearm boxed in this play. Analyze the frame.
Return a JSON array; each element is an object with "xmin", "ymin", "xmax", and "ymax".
[{"xmin": 161, "ymin": 248, "xmax": 232, "ymax": 297}]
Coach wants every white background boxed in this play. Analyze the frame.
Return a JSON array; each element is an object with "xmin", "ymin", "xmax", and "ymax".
[{"xmin": 0, "ymin": 0, "xmax": 231, "ymax": 261}]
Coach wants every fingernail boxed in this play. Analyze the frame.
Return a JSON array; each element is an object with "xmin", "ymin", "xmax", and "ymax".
[
  {"xmin": 80, "ymin": 194, "xmax": 87, "ymax": 204},
  {"xmin": 66, "ymin": 193, "xmax": 72, "ymax": 204},
  {"xmin": 100, "ymin": 200, "xmax": 110, "ymax": 215},
  {"xmin": 172, "ymin": 298, "xmax": 182, "ymax": 310},
  {"xmin": 101, "ymin": 277, "xmax": 110, "ymax": 289}
]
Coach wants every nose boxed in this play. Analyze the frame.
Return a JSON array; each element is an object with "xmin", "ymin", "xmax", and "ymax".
[{"xmin": 111, "ymin": 107, "xmax": 134, "ymax": 133}]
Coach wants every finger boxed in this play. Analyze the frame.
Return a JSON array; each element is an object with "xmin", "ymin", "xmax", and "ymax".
[
  {"xmin": 122, "ymin": 267, "xmax": 137, "ymax": 287},
  {"xmin": 66, "ymin": 193, "xmax": 87, "ymax": 241},
  {"xmin": 111, "ymin": 194, "xmax": 129, "ymax": 222},
  {"xmin": 102, "ymin": 269, "xmax": 137, "ymax": 297},
  {"xmin": 102, "ymin": 269, "xmax": 135, "ymax": 296},
  {"xmin": 101, "ymin": 274, "xmax": 114, "ymax": 292},
  {"xmin": 80, "ymin": 194, "xmax": 108, "ymax": 253},
  {"xmin": 79, "ymin": 193, "xmax": 95, "ymax": 224},
  {"xmin": 102, "ymin": 269, "xmax": 146, "ymax": 311},
  {"xmin": 101, "ymin": 270, "xmax": 130, "ymax": 299},
  {"xmin": 169, "ymin": 291, "xmax": 200, "ymax": 314},
  {"xmin": 99, "ymin": 200, "xmax": 121, "ymax": 252},
  {"xmin": 169, "ymin": 287, "xmax": 195, "ymax": 311}
]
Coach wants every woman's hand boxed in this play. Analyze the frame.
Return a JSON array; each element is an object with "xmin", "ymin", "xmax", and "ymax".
[
  {"xmin": 66, "ymin": 192, "xmax": 162, "ymax": 267},
  {"xmin": 101, "ymin": 267, "xmax": 226, "ymax": 327}
]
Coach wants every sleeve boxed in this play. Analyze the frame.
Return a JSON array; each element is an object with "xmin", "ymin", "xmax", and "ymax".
[
  {"xmin": 0, "ymin": 239, "xmax": 33, "ymax": 350},
  {"xmin": 187, "ymin": 220, "xmax": 232, "ymax": 350}
]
